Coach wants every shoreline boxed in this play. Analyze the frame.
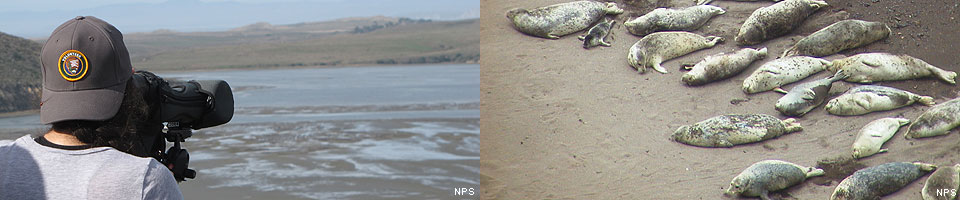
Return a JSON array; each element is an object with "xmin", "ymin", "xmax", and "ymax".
[{"xmin": 138, "ymin": 61, "xmax": 479, "ymax": 73}]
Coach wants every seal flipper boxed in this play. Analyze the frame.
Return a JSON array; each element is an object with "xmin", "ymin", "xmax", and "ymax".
[
  {"xmin": 759, "ymin": 190, "xmax": 772, "ymax": 200},
  {"xmin": 861, "ymin": 59, "xmax": 882, "ymax": 68},
  {"xmin": 652, "ymin": 62, "xmax": 669, "ymax": 74}
]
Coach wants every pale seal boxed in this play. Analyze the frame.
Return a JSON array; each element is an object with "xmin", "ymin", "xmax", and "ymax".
[
  {"xmin": 774, "ymin": 70, "xmax": 848, "ymax": 117},
  {"xmin": 832, "ymin": 162, "xmax": 937, "ymax": 200},
  {"xmin": 851, "ymin": 117, "xmax": 910, "ymax": 159},
  {"xmin": 578, "ymin": 18, "xmax": 615, "ymax": 49},
  {"xmin": 697, "ymin": 0, "xmax": 783, "ymax": 5},
  {"xmin": 828, "ymin": 53, "xmax": 958, "ymax": 84},
  {"xmin": 735, "ymin": 0, "xmax": 828, "ymax": 45},
  {"xmin": 906, "ymin": 97, "xmax": 960, "ymax": 139},
  {"xmin": 627, "ymin": 31, "xmax": 722, "ymax": 74},
  {"xmin": 724, "ymin": 160, "xmax": 824, "ymax": 200},
  {"xmin": 623, "ymin": 5, "xmax": 725, "ymax": 37},
  {"xmin": 742, "ymin": 56, "xmax": 831, "ymax": 94},
  {"xmin": 922, "ymin": 164, "xmax": 960, "ymax": 200},
  {"xmin": 506, "ymin": 1, "xmax": 624, "ymax": 39},
  {"xmin": 782, "ymin": 20, "xmax": 891, "ymax": 58},
  {"xmin": 682, "ymin": 47, "xmax": 767, "ymax": 86},
  {"xmin": 671, "ymin": 114, "xmax": 802, "ymax": 147},
  {"xmin": 826, "ymin": 85, "xmax": 936, "ymax": 116}
]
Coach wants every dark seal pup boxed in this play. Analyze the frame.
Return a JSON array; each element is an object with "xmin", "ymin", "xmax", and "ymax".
[{"xmin": 832, "ymin": 162, "xmax": 936, "ymax": 200}]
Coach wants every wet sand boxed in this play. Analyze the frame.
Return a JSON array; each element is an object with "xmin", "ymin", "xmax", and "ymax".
[{"xmin": 480, "ymin": 0, "xmax": 960, "ymax": 199}]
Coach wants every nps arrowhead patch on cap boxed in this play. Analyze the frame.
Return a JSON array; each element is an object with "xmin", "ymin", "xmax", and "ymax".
[{"xmin": 58, "ymin": 49, "xmax": 89, "ymax": 82}]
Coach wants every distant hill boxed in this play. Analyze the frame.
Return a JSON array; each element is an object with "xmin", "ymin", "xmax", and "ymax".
[
  {"xmin": 120, "ymin": 16, "xmax": 479, "ymax": 71},
  {"xmin": 0, "ymin": 31, "xmax": 41, "ymax": 113}
]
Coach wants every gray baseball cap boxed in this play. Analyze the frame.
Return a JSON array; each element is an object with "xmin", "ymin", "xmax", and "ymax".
[{"xmin": 40, "ymin": 16, "xmax": 133, "ymax": 124}]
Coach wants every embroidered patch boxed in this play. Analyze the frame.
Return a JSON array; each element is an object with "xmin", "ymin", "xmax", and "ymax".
[{"xmin": 58, "ymin": 50, "xmax": 89, "ymax": 82}]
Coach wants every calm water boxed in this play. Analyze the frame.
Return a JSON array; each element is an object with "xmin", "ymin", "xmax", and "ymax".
[{"xmin": 0, "ymin": 64, "xmax": 480, "ymax": 200}]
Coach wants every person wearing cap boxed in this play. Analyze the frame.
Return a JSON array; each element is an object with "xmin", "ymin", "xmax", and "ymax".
[{"xmin": 0, "ymin": 16, "xmax": 183, "ymax": 199}]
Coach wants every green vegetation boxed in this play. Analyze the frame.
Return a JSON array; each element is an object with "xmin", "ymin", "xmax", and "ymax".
[
  {"xmin": 0, "ymin": 32, "xmax": 41, "ymax": 113},
  {"xmin": 123, "ymin": 16, "xmax": 479, "ymax": 71}
]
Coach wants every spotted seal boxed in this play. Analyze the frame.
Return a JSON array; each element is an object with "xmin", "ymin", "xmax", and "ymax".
[
  {"xmin": 724, "ymin": 160, "xmax": 824, "ymax": 200},
  {"xmin": 826, "ymin": 85, "xmax": 936, "ymax": 116},
  {"xmin": 628, "ymin": 31, "xmax": 722, "ymax": 74},
  {"xmin": 782, "ymin": 20, "xmax": 890, "ymax": 58},
  {"xmin": 828, "ymin": 53, "xmax": 957, "ymax": 85},
  {"xmin": 774, "ymin": 70, "xmax": 847, "ymax": 117},
  {"xmin": 506, "ymin": 1, "xmax": 624, "ymax": 39},
  {"xmin": 832, "ymin": 162, "xmax": 937, "ymax": 200},
  {"xmin": 735, "ymin": 0, "xmax": 828, "ymax": 45},
  {"xmin": 578, "ymin": 18, "xmax": 615, "ymax": 49},
  {"xmin": 851, "ymin": 118, "xmax": 910, "ymax": 159},
  {"xmin": 922, "ymin": 164, "xmax": 960, "ymax": 200},
  {"xmin": 623, "ymin": 5, "xmax": 725, "ymax": 37},
  {"xmin": 742, "ymin": 56, "xmax": 831, "ymax": 94},
  {"xmin": 682, "ymin": 48, "xmax": 767, "ymax": 86},
  {"xmin": 671, "ymin": 114, "xmax": 801, "ymax": 147},
  {"xmin": 906, "ymin": 97, "xmax": 960, "ymax": 139}
]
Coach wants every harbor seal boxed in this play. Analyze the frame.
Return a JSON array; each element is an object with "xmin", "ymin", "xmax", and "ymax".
[
  {"xmin": 828, "ymin": 53, "xmax": 958, "ymax": 85},
  {"xmin": 782, "ymin": 20, "xmax": 891, "ymax": 58},
  {"xmin": 826, "ymin": 85, "xmax": 936, "ymax": 116},
  {"xmin": 724, "ymin": 160, "xmax": 824, "ymax": 200},
  {"xmin": 735, "ymin": 0, "xmax": 828, "ymax": 45},
  {"xmin": 832, "ymin": 162, "xmax": 937, "ymax": 200},
  {"xmin": 698, "ymin": 0, "xmax": 783, "ymax": 5},
  {"xmin": 906, "ymin": 97, "xmax": 960, "ymax": 139},
  {"xmin": 627, "ymin": 31, "xmax": 722, "ymax": 74},
  {"xmin": 506, "ymin": 1, "xmax": 624, "ymax": 39},
  {"xmin": 578, "ymin": 18, "xmax": 615, "ymax": 49},
  {"xmin": 623, "ymin": 5, "xmax": 725, "ymax": 37},
  {"xmin": 851, "ymin": 118, "xmax": 910, "ymax": 159},
  {"xmin": 922, "ymin": 164, "xmax": 960, "ymax": 200},
  {"xmin": 682, "ymin": 47, "xmax": 767, "ymax": 86},
  {"xmin": 774, "ymin": 70, "xmax": 848, "ymax": 117},
  {"xmin": 742, "ymin": 56, "xmax": 831, "ymax": 94},
  {"xmin": 671, "ymin": 114, "xmax": 802, "ymax": 147}
]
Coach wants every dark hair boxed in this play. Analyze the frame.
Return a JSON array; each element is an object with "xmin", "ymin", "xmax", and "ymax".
[{"xmin": 50, "ymin": 80, "xmax": 148, "ymax": 155}]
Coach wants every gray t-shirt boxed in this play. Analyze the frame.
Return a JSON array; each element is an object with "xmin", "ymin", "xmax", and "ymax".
[{"xmin": 0, "ymin": 135, "xmax": 183, "ymax": 200}]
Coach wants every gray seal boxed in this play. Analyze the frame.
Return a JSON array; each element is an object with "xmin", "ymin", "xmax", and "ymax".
[
  {"xmin": 922, "ymin": 164, "xmax": 960, "ymax": 200},
  {"xmin": 735, "ymin": 0, "xmax": 828, "ymax": 45},
  {"xmin": 828, "ymin": 53, "xmax": 958, "ymax": 85},
  {"xmin": 906, "ymin": 97, "xmax": 960, "ymax": 139},
  {"xmin": 826, "ymin": 85, "xmax": 936, "ymax": 116},
  {"xmin": 774, "ymin": 70, "xmax": 848, "ymax": 117},
  {"xmin": 724, "ymin": 160, "xmax": 824, "ymax": 200},
  {"xmin": 742, "ymin": 56, "xmax": 831, "ymax": 94},
  {"xmin": 671, "ymin": 114, "xmax": 802, "ymax": 147},
  {"xmin": 506, "ymin": 1, "xmax": 624, "ymax": 39},
  {"xmin": 628, "ymin": 31, "xmax": 722, "ymax": 74},
  {"xmin": 851, "ymin": 118, "xmax": 910, "ymax": 159},
  {"xmin": 682, "ymin": 47, "xmax": 767, "ymax": 86},
  {"xmin": 782, "ymin": 20, "xmax": 891, "ymax": 58},
  {"xmin": 623, "ymin": 5, "xmax": 725, "ymax": 37},
  {"xmin": 578, "ymin": 18, "xmax": 615, "ymax": 49},
  {"xmin": 831, "ymin": 162, "xmax": 937, "ymax": 200},
  {"xmin": 697, "ymin": 0, "xmax": 783, "ymax": 5}
]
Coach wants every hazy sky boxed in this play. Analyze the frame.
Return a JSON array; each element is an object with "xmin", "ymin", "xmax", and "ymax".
[{"xmin": 0, "ymin": 0, "xmax": 479, "ymax": 38}]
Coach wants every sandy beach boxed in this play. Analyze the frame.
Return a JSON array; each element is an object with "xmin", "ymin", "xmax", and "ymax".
[{"xmin": 480, "ymin": 0, "xmax": 960, "ymax": 199}]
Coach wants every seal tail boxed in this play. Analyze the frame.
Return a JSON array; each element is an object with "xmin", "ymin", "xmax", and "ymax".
[
  {"xmin": 780, "ymin": 47, "xmax": 796, "ymax": 58},
  {"xmin": 827, "ymin": 69, "xmax": 849, "ymax": 82},
  {"xmin": 933, "ymin": 68, "xmax": 958, "ymax": 85},
  {"xmin": 806, "ymin": 168, "xmax": 825, "ymax": 177},
  {"xmin": 783, "ymin": 118, "xmax": 802, "ymax": 132},
  {"xmin": 913, "ymin": 162, "xmax": 937, "ymax": 172},
  {"xmin": 697, "ymin": 0, "xmax": 714, "ymax": 5},
  {"xmin": 917, "ymin": 95, "xmax": 935, "ymax": 106},
  {"xmin": 755, "ymin": 47, "xmax": 768, "ymax": 59}
]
